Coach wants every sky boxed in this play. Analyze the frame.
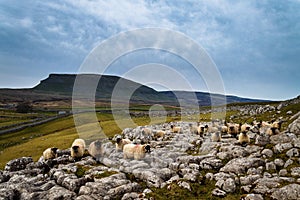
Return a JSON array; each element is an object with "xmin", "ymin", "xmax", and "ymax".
[{"xmin": 0, "ymin": 0, "xmax": 299, "ymax": 101}]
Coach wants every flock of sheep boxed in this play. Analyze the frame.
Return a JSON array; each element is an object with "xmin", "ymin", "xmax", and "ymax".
[{"xmin": 42, "ymin": 119, "xmax": 282, "ymax": 162}]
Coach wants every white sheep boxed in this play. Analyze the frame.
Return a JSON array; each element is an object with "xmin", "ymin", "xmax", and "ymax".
[
  {"xmin": 116, "ymin": 138, "xmax": 131, "ymax": 152},
  {"xmin": 259, "ymin": 120, "xmax": 281, "ymax": 136},
  {"xmin": 221, "ymin": 125, "xmax": 228, "ymax": 135},
  {"xmin": 211, "ymin": 132, "xmax": 221, "ymax": 142},
  {"xmin": 71, "ymin": 138, "xmax": 86, "ymax": 159},
  {"xmin": 266, "ymin": 126, "xmax": 280, "ymax": 136},
  {"xmin": 170, "ymin": 125, "xmax": 182, "ymax": 133},
  {"xmin": 241, "ymin": 123, "xmax": 251, "ymax": 133},
  {"xmin": 153, "ymin": 130, "xmax": 166, "ymax": 140},
  {"xmin": 261, "ymin": 121, "xmax": 272, "ymax": 127},
  {"xmin": 272, "ymin": 120, "xmax": 282, "ymax": 130},
  {"xmin": 227, "ymin": 123, "xmax": 240, "ymax": 138},
  {"xmin": 123, "ymin": 143, "xmax": 151, "ymax": 160},
  {"xmin": 197, "ymin": 125, "xmax": 205, "ymax": 136},
  {"xmin": 238, "ymin": 132, "xmax": 250, "ymax": 146},
  {"xmin": 43, "ymin": 147, "xmax": 58, "ymax": 160},
  {"xmin": 250, "ymin": 121, "xmax": 261, "ymax": 133},
  {"xmin": 88, "ymin": 140, "xmax": 104, "ymax": 161}
]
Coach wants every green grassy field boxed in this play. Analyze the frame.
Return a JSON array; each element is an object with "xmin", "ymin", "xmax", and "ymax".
[
  {"xmin": 1, "ymin": 100, "xmax": 299, "ymax": 169},
  {"xmin": 0, "ymin": 109, "xmax": 182, "ymax": 169}
]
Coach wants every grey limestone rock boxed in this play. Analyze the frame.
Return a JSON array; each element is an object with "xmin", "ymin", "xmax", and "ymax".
[
  {"xmin": 255, "ymin": 135, "xmax": 270, "ymax": 146},
  {"xmin": 273, "ymin": 143, "xmax": 293, "ymax": 154},
  {"xmin": 4, "ymin": 157, "xmax": 33, "ymax": 172},
  {"xmin": 244, "ymin": 193, "xmax": 264, "ymax": 200},
  {"xmin": 220, "ymin": 158, "xmax": 265, "ymax": 175},
  {"xmin": 261, "ymin": 149, "xmax": 273, "ymax": 158},
  {"xmin": 212, "ymin": 188, "xmax": 226, "ymax": 197},
  {"xmin": 271, "ymin": 184, "xmax": 300, "ymax": 200}
]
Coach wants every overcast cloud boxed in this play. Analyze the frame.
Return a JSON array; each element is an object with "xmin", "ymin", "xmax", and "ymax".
[{"xmin": 0, "ymin": 0, "xmax": 299, "ymax": 100}]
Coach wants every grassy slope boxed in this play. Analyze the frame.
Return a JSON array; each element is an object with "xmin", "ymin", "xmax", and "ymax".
[
  {"xmin": 1, "ymin": 101, "xmax": 299, "ymax": 199},
  {"xmin": 0, "ymin": 111, "xmax": 180, "ymax": 169},
  {"xmin": 0, "ymin": 108, "xmax": 238, "ymax": 169}
]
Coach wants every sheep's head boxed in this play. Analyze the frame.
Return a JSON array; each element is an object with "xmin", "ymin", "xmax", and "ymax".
[
  {"xmin": 270, "ymin": 127, "xmax": 277, "ymax": 134},
  {"xmin": 72, "ymin": 146, "xmax": 79, "ymax": 153},
  {"xmin": 272, "ymin": 121, "xmax": 282, "ymax": 130},
  {"xmin": 229, "ymin": 126, "xmax": 235, "ymax": 131},
  {"xmin": 116, "ymin": 138, "xmax": 122, "ymax": 144},
  {"xmin": 144, "ymin": 144, "xmax": 151, "ymax": 153},
  {"xmin": 51, "ymin": 147, "xmax": 58, "ymax": 154},
  {"xmin": 170, "ymin": 125, "xmax": 174, "ymax": 129}
]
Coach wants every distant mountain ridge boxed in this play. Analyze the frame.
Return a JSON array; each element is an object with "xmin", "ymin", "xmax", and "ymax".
[{"xmin": 0, "ymin": 73, "xmax": 269, "ymax": 106}]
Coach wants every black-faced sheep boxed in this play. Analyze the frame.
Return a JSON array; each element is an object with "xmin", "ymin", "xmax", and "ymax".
[
  {"xmin": 266, "ymin": 126, "xmax": 281, "ymax": 136},
  {"xmin": 227, "ymin": 123, "xmax": 240, "ymax": 138},
  {"xmin": 272, "ymin": 120, "xmax": 282, "ymax": 130},
  {"xmin": 116, "ymin": 138, "xmax": 131, "ymax": 152},
  {"xmin": 197, "ymin": 125, "xmax": 206, "ymax": 136},
  {"xmin": 88, "ymin": 140, "xmax": 104, "ymax": 161},
  {"xmin": 170, "ymin": 125, "xmax": 182, "ymax": 133},
  {"xmin": 71, "ymin": 138, "xmax": 86, "ymax": 159},
  {"xmin": 43, "ymin": 147, "xmax": 58, "ymax": 160},
  {"xmin": 238, "ymin": 132, "xmax": 250, "ymax": 146},
  {"xmin": 259, "ymin": 120, "xmax": 281, "ymax": 136},
  {"xmin": 153, "ymin": 130, "xmax": 166, "ymax": 140},
  {"xmin": 241, "ymin": 123, "xmax": 251, "ymax": 133},
  {"xmin": 123, "ymin": 143, "xmax": 151, "ymax": 160},
  {"xmin": 221, "ymin": 125, "xmax": 228, "ymax": 135},
  {"xmin": 250, "ymin": 121, "xmax": 261, "ymax": 133}
]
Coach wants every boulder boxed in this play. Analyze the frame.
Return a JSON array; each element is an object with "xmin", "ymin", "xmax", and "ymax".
[
  {"xmin": 271, "ymin": 184, "xmax": 300, "ymax": 200},
  {"xmin": 4, "ymin": 157, "xmax": 33, "ymax": 172},
  {"xmin": 220, "ymin": 158, "xmax": 265, "ymax": 175}
]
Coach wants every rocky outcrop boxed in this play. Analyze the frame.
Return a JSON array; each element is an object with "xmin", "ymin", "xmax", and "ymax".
[
  {"xmin": 289, "ymin": 115, "xmax": 300, "ymax": 135},
  {"xmin": 0, "ymin": 121, "xmax": 300, "ymax": 199}
]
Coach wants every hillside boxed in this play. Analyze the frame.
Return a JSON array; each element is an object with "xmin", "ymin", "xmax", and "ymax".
[
  {"xmin": 0, "ymin": 73, "xmax": 269, "ymax": 107},
  {"xmin": 0, "ymin": 97, "xmax": 300, "ymax": 199}
]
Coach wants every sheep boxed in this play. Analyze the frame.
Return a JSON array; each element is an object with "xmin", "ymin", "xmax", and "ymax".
[
  {"xmin": 258, "ymin": 120, "xmax": 281, "ymax": 136},
  {"xmin": 123, "ymin": 143, "xmax": 151, "ymax": 160},
  {"xmin": 238, "ymin": 132, "xmax": 250, "ymax": 146},
  {"xmin": 170, "ymin": 125, "xmax": 182, "ymax": 133},
  {"xmin": 43, "ymin": 147, "xmax": 58, "ymax": 160},
  {"xmin": 221, "ymin": 125, "xmax": 228, "ymax": 135},
  {"xmin": 153, "ymin": 130, "xmax": 166, "ymax": 140},
  {"xmin": 227, "ymin": 123, "xmax": 240, "ymax": 138},
  {"xmin": 241, "ymin": 123, "xmax": 251, "ymax": 133},
  {"xmin": 88, "ymin": 140, "xmax": 104, "ymax": 161},
  {"xmin": 71, "ymin": 138, "xmax": 86, "ymax": 160},
  {"xmin": 197, "ymin": 125, "xmax": 206, "ymax": 136},
  {"xmin": 272, "ymin": 120, "xmax": 282, "ymax": 130},
  {"xmin": 116, "ymin": 138, "xmax": 131, "ymax": 152},
  {"xmin": 266, "ymin": 127, "xmax": 280, "ymax": 136},
  {"xmin": 250, "ymin": 121, "xmax": 261, "ymax": 133},
  {"xmin": 211, "ymin": 132, "xmax": 221, "ymax": 142},
  {"xmin": 261, "ymin": 121, "xmax": 272, "ymax": 127}
]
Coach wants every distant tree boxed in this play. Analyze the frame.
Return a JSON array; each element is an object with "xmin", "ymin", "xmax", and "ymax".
[{"xmin": 16, "ymin": 102, "xmax": 33, "ymax": 113}]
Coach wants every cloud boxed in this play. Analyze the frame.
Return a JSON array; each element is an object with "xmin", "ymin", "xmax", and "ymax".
[{"xmin": 0, "ymin": 0, "xmax": 299, "ymax": 100}]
